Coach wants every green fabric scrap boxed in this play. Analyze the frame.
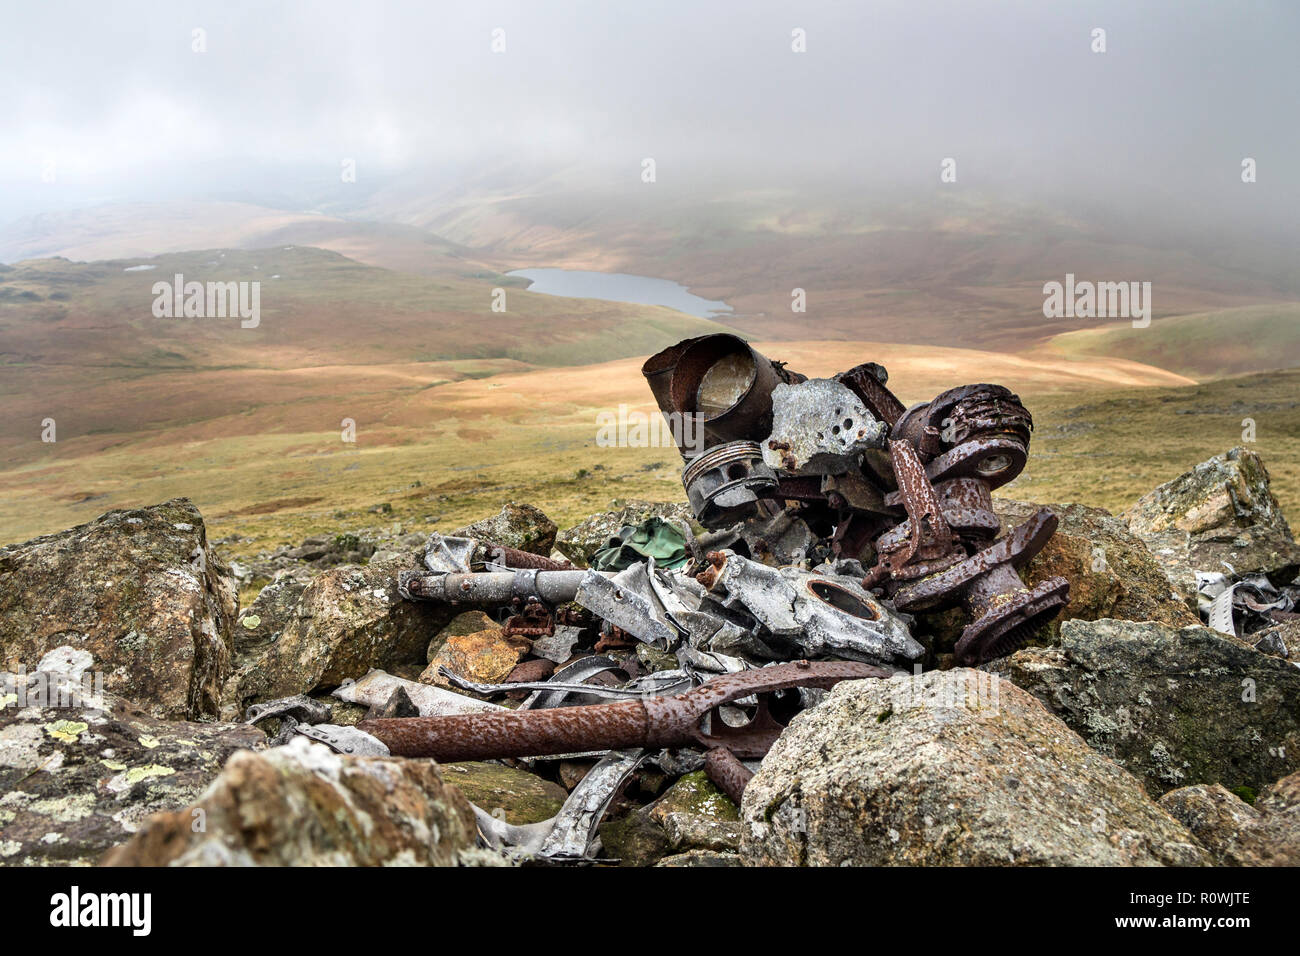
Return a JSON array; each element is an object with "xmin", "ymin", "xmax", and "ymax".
[{"xmin": 591, "ymin": 516, "xmax": 688, "ymax": 571}]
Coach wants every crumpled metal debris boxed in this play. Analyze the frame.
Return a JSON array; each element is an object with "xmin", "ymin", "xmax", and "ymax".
[
  {"xmin": 762, "ymin": 378, "xmax": 887, "ymax": 475},
  {"xmin": 1198, "ymin": 567, "xmax": 1299, "ymax": 643},
  {"xmin": 358, "ymin": 660, "xmax": 890, "ymax": 762},
  {"xmin": 696, "ymin": 550, "xmax": 922, "ymax": 663},
  {"xmin": 260, "ymin": 333, "xmax": 1076, "ymax": 865}
]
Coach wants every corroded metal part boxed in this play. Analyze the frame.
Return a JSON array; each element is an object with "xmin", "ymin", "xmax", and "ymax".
[
  {"xmin": 664, "ymin": 334, "xmax": 801, "ymax": 449},
  {"xmin": 954, "ymin": 574, "xmax": 1069, "ymax": 664},
  {"xmin": 834, "ymin": 362, "xmax": 907, "ymax": 428},
  {"xmin": 704, "ymin": 746, "xmax": 755, "ymax": 804},
  {"xmin": 761, "ymin": 379, "xmax": 886, "ymax": 476},
  {"xmin": 398, "ymin": 568, "xmax": 592, "ymax": 604},
  {"xmin": 701, "ymin": 550, "xmax": 924, "ymax": 664},
  {"xmin": 682, "ymin": 440, "xmax": 778, "ymax": 528},
  {"xmin": 358, "ymin": 660, "xmax": 889, "ymax": 762},
  {"xmin": 890, "ymin": 508, "xmax": 1061, "ymax": 612},
  {"xmin": 486, "ymin": 546, "xmax": 574, "ymax": 570}
]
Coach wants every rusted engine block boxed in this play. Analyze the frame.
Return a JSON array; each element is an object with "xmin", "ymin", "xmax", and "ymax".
[{"xmin": 642, "ymin": 334, "xmax": 1069, "ymax": 664}]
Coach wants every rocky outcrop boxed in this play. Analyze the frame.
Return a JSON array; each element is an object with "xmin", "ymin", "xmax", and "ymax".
[
  {"xmin": 739, "ymin": 669, "xmax": 1205, "ymax": 866},
  {"xmin": 233, "ymin": 552, "xmax": 455, "ymax": 710},
  {"xmin": 230, "ymin": 568, "xmax": 313, "ymax": 673},
  {"xmin": 455, "ymin": 503, "xmax": 558, "ymax": 557},
  {"xmin": 436, "ymin": 761, "xmax": 568, "ymax": 824},
  {"xmin": 986, "ymin": 618, "xmax": 1300, "ymax": 796},
  {"xmin": 1158, "ymin": 772, "xmax": 1300, "ymax": 866},
  {"xmin": 0, "ymin": 680, "xmax": 263, "ymax": 866},
  {"xmin": 556, "ymin": 499, "xmax": 694, "ymax": 567},
  {"xmin": 598, "ymin": 768, "xmax": 739, "ymax": 867},
  {"xmin": 421, "ymin": 625, "xmax": 525, "ymax": 687},
  {"xmin": 103, "ymin": 736, "xmax": 482, "ymax": 866},
  {"xmin": 0, "ymin": 499, "xmax": 238, "ymax": 720},
  {"xmin": 1123, "ymin": 447, "xmax": 1300, "ymax": 584},
  {"xmin": 990, "ymin": 500, "xmax": 1197, "ymax": 641}
]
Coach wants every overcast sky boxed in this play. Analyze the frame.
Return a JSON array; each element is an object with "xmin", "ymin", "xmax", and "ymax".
[{"xmin": 1, "ymin": 0, "xmax": 1296, "ymax": 236}]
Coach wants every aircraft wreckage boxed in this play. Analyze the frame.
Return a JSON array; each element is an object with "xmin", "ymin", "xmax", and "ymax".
[{"xmin": 251, "ymin": 332, "xmax": 1069, "ymax": 862}]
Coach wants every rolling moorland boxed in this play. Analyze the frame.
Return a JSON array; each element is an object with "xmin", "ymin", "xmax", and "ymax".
[{"xmin": 1, "ymin": 189, "xmax": 1298, "ymax": 565}]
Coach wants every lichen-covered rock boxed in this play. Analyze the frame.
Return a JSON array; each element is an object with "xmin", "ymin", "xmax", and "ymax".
[
  {"xmin": 655, "ymin": 849, "xmax": 742, "ymax": 867},
  {"xmin": 556, "ymin": 499, "xmax": 694, "ymax": 567},
  {"xmin": 437, "ymin": 761, "xmax": 567, "ymax": 824},
  {"xmin": 648, "ymin": 769, "xmax": 739, "ymax": 824},
  {"xmin": 235, "ymin": 552, "xmax": 455, "ymax": 708},
  {"xmin": 219, "ymin": 568, "xmax": 316, "ymax": 718},
  {"xmin": 1157, "ymin": 776, "xmax": 1300, "ymax": 866},
  {"xmin": 231, "ymin": 568, "xmax": 314, "ymax": 670},
  {"xmin": 421, "ymin": 626, "xmax": 524, "ymax": 687},
  {"xmin": 0, "ymin": 498, "xmax": 237, "ymax": 719},
  {"xmin": 427, "ymin": 610, "xmax": 497, "ymax": 663},
  {"xmin": 1123, "ymin": 447, "xmax": 1300, "ymax": 583},
  {"xmin": 740, "ymin": 669, "xmax": 1205, "ymax": 866},
  {"xmin": 660, "ymin": 812, "xmax": 743, "ymax": 853},
  {"xmin": 990, "ymin": 500, "xmax": 1197, "ymax": 644},
  {"xmin": 595, "ymin": 768, "xmax": 740, "ymax": 867},
  {"xmin": 597, "ymin": 807, "xmax": 672, "ymax": 867},
  {"xmin": 0, "ymin": 688, "xmax": 263, "ymax": 866},
  {"xmin": 102, "ymin": 736, "xmax": 481, "ymax": 866},
  {"xmin": 985, "ymin": 619, "xmax": 1300, "ymax": 797},
  {"xmin": 455, "ymin": 503, "xmax": 557, "ymax": 557}
]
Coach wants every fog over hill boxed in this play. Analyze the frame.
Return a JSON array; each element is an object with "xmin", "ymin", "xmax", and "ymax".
[{"xmin": 2, "ymin": 1, "xmax": 1296, "ymax": 242}]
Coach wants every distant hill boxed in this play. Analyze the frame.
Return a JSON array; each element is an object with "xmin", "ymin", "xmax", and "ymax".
[
  {"xmin": 0, "ymin": 247, "xmax": 733, "ymax": 457},
  {"xmin": 6, "ymin": 192, "xmax": 1297, "ymax": 361},
  {"xmin": 1045, "ymin": 304, "xmax": 1300, "ymax": 380}
]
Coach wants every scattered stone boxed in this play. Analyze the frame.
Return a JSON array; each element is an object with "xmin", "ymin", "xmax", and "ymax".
[
  {"xmin": 986, "ymin": 618, "xmax": 1300, "ymax": 797},
  {"xmin": 236, "ymin": 552, "xmax": 456, "ymax": 708},
  {"xmin": 232, "ymin": 568, "xmax": 313, "ymax": 670},
  {"xmin": 556, "ymin": 499, "xmax": 694, "ymax": 567},
  {"xmin": 648, "ymin": 769, "xmax": 739, "ymax": 825},
  {"xmin": 0, "ymin": 498, "xmax": 238, "ymax": 720},
  {"xmin": 103, "ymin": 737, "xmax": 481, "ymax": 866},
  {"xmin": 427, "ymin": 610, "xmax": 497, "ymax": 662},
  {"xmin": 1158, "ymin": 775, "xmax": 1300, "ymax": 866},
  {"xmin": 661, "ymin": 812, "xmax": 743, "ymax": 852},
  {"xmin": 1124, "ymin": 447, "xmax": 1300, "ymax": 584},
  {"xmin": 740, "ymin": 669, "xmax": 1206, "ymax": 866},
  {"xmin": 557, "ymin": 759, "xmax": 595, "ymax": 791},
  {"xmin": 437, "ymin": 761, "xmax": 566, "ymax": 824},
  {"xmin": 455, "ymin": 503, "xmax": 557, "ymax": 557},
  {"xmin": 371, "ymin": 686, "xmax": 420, "ymax": 719},
  {"xmin": 597, "ymin": 807, "xmax": 671, "ymax": 867},
  {"xmin": 421, "ymin": 626, "xmax": 525, "ymax": 687},
  {"xmin": 655, "ymin": 849, "xmax": 742, "ymax": 867},
  {"xmin": 0, "ymin": 688, "xmax": 263, "ymax": 866}
]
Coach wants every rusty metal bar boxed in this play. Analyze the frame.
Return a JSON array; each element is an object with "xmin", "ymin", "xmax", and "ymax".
[
  {"xmin": 359, "ymin": 660, "xmax": 889, "ymax": 762},
  {"xmin": 704, "ymin": 746, "xmax": 755, "ymax": 805}
]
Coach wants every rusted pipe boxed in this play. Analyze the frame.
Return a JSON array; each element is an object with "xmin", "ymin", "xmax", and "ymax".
[
  {"xmin": 704, "ymin": 746, "xmax": 755, "ymax": 805},
  {"xmin": 359, "ymin": 660, "xmax": 889, "ymax": 762}
]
